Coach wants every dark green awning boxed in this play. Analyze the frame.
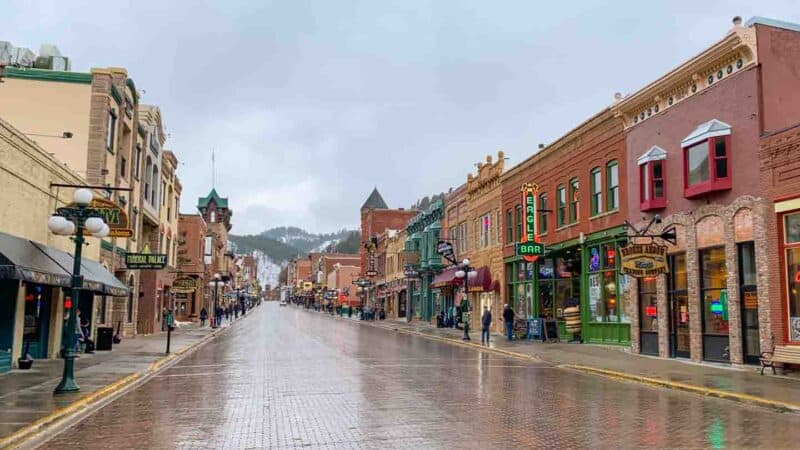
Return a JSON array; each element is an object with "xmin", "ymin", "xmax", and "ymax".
[
  {"xmin": 30, "ymin": 243, "xmax": 129, "ymax": 297},
  {"xmin": 0, "ymin": 232, "xmax": 71, "ymax": 287}
]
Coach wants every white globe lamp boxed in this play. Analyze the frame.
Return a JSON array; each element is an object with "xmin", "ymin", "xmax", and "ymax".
[
  {"xmin": 85, "ymin": 217, "xmax": 105, "ymax": 234},
  {"xmin": 48, "ymin": 215, "xmax": 68, "ymax": 234},
  {"xmin": 73, "ymin": 188, "xmax": 93, "ymax": 206},
  {"xmin": 95, "ymin": 223, "xmax": 110, "ymax": 238}
]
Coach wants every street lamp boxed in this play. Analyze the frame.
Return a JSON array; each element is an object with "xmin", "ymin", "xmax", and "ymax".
[
  {"xmin": 49, "ymin": 188, "xmax": 109, "ymax": 394},
  {"xmin": 454, "ymin": 258, "xmax": 476, "ymax": 341},
  {"xmin": 207, "ymin": 273, "xmax": 222, "ymax": 328}
]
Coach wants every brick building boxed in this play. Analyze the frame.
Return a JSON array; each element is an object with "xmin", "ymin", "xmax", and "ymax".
[
  {"xmin": 439, "ymin": 184, "xmax": 468, "ymax": 324},
  {"xmin": 383, "ymin": 229, "xmax": 408, "ymax": 318},
  {"xmin": 615, "ymin": 17, "xmax": 800, "ymax": 364},
  {"xmin": 502, "ymin": 109, "xmax": 628, "ymax": 344},
  {"xmin": 176, "ymin": 214, "xmax": 208, "ymax": 321}
]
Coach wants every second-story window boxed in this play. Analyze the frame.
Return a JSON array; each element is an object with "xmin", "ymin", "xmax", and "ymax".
[
  {"xmin": 107, "ymin": 109, "xmax": 117, "ymax": 152},
  {"xmin": 591, "ymin": 168, "xmax": 603, "ymax": 216},
  {"xmin": 681, "ymin": 119, "xmax": 732, "ymax": 198},
  {"xmin": 557, "ymin": 185, "xmax": 566, "ymax": 227},
  {"xmin": 515, "ymin": 205, "xmax": 522, "ymax": 242},
  {"xmin": 119, "ymin": 157, "xmax": 127, "ymax": 179},
  {"xmin": 638, "ymin": 147, "xmax": 666, "ymax": 211},
  {"xmin": 539, "ymin": 193, "xmax": 548, "ymax": 234},
  {"xmin": 569, "ymin": 178, "xmax": 579, "ymax": 224},
  {"xmin": 480, "ymin": 212, "xmax": 491, "ymax": 248},
  {"xmin": 506, "ymin": 209, "xmax": 513, "ymax": 244},
  {"xmin": 134, "ymin": 144, "xmax": 142, "ymax": 179},
  {"xmin": 607, "ymin": 160, "xmax": 619, "ymax": 211}
]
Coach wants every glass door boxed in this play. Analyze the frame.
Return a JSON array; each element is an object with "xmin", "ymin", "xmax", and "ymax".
[
  {"xmin": 669, "ymin": 253, "xmax": 690, "ymax": 358},
  {"xmin": 638, "ymin": 277, "xmax": 658, "ymax": 355},
  {"xmin": 739, "ymin": 242, "xmax": 760, "ymax": 364}
]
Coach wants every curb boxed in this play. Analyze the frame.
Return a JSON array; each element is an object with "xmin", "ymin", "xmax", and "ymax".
[
  {"xmin": 0, "ymin": 315, "xmax": 246, "ymax": 450},
  {"xmin": 338, "ymin": 315, "xmax": 800, "ymax": 414}
]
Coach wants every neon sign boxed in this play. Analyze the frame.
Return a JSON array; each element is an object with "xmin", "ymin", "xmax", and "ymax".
[{"xmin": 516, "ymin": 183, "xmax": 545, "ymax": 262}]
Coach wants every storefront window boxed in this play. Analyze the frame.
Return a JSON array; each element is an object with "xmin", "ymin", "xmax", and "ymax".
[
  {"xmin": 701, "ymin": 247, "xmax": 728, "ymax": 335},
  {"xmin": 785, "ymin": 213, "xmax": 800, "ymax": 341},
  {"xmin": 670, "ymin": 253, "xmax": 690, "ymax": 357},
  {"xmin": 587, "ymin": 242, "xmax": 624, "ymax": 322}
]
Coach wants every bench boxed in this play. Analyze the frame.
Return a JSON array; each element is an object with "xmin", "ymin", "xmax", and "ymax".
[{"xmin": 760, "ymin": 345, "xmax": 800, "ymax": 375}]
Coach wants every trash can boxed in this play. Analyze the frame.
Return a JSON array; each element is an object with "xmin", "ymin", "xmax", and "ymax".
[{"xmin": 96, "ymin": 327, "xmax": 114, "ymax": 351}]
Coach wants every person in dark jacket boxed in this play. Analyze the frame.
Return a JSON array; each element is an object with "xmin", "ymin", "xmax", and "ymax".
[
  {"xmin": 503, "ymin": 304, "xmax": 515, "ymax": 341},
  {"xmin": 481, "ymin": 306, "xmax": 492, "ymax": 344},
  {"xmin": 199, "ymin": 308, "xmax": 208, "ymax": 327}
]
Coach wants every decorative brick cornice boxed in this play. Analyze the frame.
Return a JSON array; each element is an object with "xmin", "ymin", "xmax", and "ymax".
[
  {"xmin": 612, "ymin": 24, "xmax": 758, "ymax": 129},
  {"xmin": 467, "ymin": 150, "xmax": 504, "ymax": 201}
]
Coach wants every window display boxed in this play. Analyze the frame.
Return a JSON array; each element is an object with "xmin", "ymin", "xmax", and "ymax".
[{"xmin": 701, "ymin": 247, "xmax": 728, "ymax": 335}]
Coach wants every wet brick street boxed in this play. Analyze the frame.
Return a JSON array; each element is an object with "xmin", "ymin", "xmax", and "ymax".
[{"xmin": 43, "ymin": 303, "xmax": 800, "ymax": 449}]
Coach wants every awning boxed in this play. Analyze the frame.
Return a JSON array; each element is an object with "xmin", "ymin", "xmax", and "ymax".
[
  {"xmin": 30, "ymin": 242, "xmax": 129, "ymax": 297},
  {"xmin": 0, "ymin": 232, "xmax": 71, "ymax": 287},
  {"xmin": 467, "ymin": 267, "xmax": 493, "ymax": 292},
  {"xmin": 431, "ymin": 266, "xmax": 460, "ymax": 288}
]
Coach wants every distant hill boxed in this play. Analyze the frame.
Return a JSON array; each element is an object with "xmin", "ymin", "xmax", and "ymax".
[{"xmin": 229, "ymin": 227, "xmax": 358, "ymax": 264}]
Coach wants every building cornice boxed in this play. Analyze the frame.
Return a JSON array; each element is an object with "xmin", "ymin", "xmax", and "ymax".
[
  {"xmin": 611, "ymin": 24, "xmax": 758, "ymax": 129},
  {"xmin": 4, "ymin": 67, "xmax": 92, "ymax": 84}
]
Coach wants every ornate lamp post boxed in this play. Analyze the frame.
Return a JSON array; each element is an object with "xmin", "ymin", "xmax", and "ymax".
[
  {"xmin": 49, "ymin": 188, "xmax": 110, "ymax": 394},
  {"xmin": 454, "ymin": 258, "xmax": 476, "ymax": 341},
  {"xmin": 207, "ymin": 273, "xmax": 222, "ymax": 328}
]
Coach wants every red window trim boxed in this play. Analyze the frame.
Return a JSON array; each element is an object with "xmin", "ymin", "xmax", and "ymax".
[
  {"xmin": 640, "ymin": 159, "xmax": 666, "ymax": 211},
  {"xmin": 683, "ymin": 135, "xmax": 732, "ymax": 198}
]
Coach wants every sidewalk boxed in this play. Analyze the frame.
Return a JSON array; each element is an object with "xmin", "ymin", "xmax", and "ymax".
[
  {"xmin": 357, "ymin": 317, "xmax": 800, "ymax": 412},
  {"xmin": 0, "ymin": 315, "xmax": 242, "ymax": 446}
]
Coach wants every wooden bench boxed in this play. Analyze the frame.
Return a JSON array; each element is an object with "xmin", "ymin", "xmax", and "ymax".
[{"xmin": 760, "ymin": 345, "xmax": 800, "ymax": 375}]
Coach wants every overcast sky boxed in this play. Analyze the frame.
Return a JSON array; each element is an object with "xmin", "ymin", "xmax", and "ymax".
[{"xmin": 5, "ymin": 1, "xmax": 799, "ymax": 234}]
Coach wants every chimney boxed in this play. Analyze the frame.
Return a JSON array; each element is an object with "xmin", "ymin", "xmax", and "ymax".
[
  {"xmin": 732, "ymin": 16, "xmax": 742, "ymax": 27},
  {"xmin": 614, "ymin": 92, "xmax": 623, "ymax": 102},
  {"xmin": 538, "ymin": 144, "xmax": 545, "ymax": 149}
]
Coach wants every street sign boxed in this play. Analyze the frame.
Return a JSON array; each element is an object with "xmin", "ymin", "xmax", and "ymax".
[
  {"xmin": 125, "ymin": 252, "xmax": 167, "ymax": 269},
  {"xmin": 620, "ymin": 243, "xmax": 669, "ymax": 277},
  {"xmin": 435, "ymin": 240, "xmax": 456, "ymax": 264},
  {"xmin": 516, "ymin": 242, "xmax": 545, "ymax": 258}
]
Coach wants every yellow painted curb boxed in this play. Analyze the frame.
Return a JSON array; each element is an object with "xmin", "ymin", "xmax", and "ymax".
[
  {"xmin": 0, "ymin": 322, "xmax": 240, "ymax": 450},
  {"xmin": 564, "ymin": 364, "xmax": 800, "ymax": 413},
  {"xmin": 0, "ymin": 372, "xmax": 142, "ymax": 449},
  {"xmin": 361, "ymin": 319, "xmax": 800, "ymax": 414}
]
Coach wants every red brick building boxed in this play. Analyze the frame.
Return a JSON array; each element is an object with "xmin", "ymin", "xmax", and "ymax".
[
  {"xmin": 176, "ymin": 214, "xmax": 208, "ymax": 321},
  {"xmin": 615, "ymin": 17, "xmax": 800, "ymax": 364},
  {"xmin": 359, "ymin": 188, "xmax": 417, "ymax": 277},
  {"xmin": 501, "ymin": 109, "xmax": 628, "ymax": 344}
]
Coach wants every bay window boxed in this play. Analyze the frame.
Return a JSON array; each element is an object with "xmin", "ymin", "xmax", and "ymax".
[
  {"xmin": 638, "ymin": 146, "xmax": 667, "ymax": 211},
  {"xmin": 682, "ymin": 119, "xmax": 732, "ymax": 198}
]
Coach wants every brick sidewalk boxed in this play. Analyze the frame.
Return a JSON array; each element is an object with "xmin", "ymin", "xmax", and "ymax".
[
  {"xmin": 364, "ymin": 317, "xmax": 800, "ymax": 410},
  {"xmin": 0, "ymin": 315, "xmax": 245, "ymax": 441}
]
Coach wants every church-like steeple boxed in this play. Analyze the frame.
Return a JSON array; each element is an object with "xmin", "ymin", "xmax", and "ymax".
[
  {"xmin": 361, "ymin": 187, "xmax": 388, "ymax": 210},
  {"xmin": 198, "ymin": 188, "xmax": 233, "ymax": 230}
]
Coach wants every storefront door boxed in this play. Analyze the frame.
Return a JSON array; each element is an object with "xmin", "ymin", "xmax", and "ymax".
[
  {"xmin": 739, "ymin": 242, "xmax": 760, "ymax": 364},
  {"xmin": 669, "ymin": 253, "xmax": 690, "ymax": 358},
  {"xmin": 700, "ymin": 247, "xmax": 729, "ymax": 362},
  {"xmin": 398, "ymin": 291, "xmax": 407, "ymax": 318},
  {"xmin": 638, "ymin": 277, "xmax": 658, "ymax": 356},
  {"xmin": 22, "ymin": 285, "xmax": 51, "ymax": 359}
]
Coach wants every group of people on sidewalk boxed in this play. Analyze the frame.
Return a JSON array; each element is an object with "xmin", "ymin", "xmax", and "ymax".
[
  {"xmin": 479, "ymin": 304, "xmax": 517, "ymax": 344},
  {"xmin": 198, "ymin": 303, "xmax": 247, "ymax": 328}
]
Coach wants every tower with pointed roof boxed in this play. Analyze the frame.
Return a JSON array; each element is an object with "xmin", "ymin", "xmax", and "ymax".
[
  {"xmin": 198, "ymin": 188, "xmax": 233, "ymax": 231},
  {"xmin": 361, "ymin": 187, "xmax": 389, "ymax": 211},
  {"xmin": 358, "ymin": 187, "xmax": 417, "ymax": 277}
]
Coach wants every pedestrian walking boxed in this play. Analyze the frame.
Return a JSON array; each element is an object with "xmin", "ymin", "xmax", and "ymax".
[
  {"xmin": 481, "ymin": 306, "xmax": 492, "ymax": 345},
  {"xmin": 199, "ymin": 308, "xmax": 208, "ymax": 327},
  {"xmin": 503, "ymin": 304, "xmax": 515, "ymax": 341},
  {"xmin": 225, "ymin": 306, "xmax": 230, "ymax": 321},
  {"xmin": 234, "ymin": 303, "xmax": 240, "ymax": 319},
  {"xmin": 215, "ymin": 306, "xmax": 223, "ymax": 326}
]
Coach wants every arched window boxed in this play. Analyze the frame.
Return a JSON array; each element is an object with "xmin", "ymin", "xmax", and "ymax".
[
  {"xmin": 144, "ymin": 157, "xmax": 153, "ymax": 201},
  {"xmin": 607, "ymin": 160, "xmax": 619, "ymax": 211},
  {"xmin": 590, "ymin": 167, "xmax": 603, "ymax": 216},
  {"xmin": 151, "ymin": 166, "xmax": 159, "ymax": 205},
  {"xmin": 569, "ymin": 178, "xmax": 579, "ymax": 223}
]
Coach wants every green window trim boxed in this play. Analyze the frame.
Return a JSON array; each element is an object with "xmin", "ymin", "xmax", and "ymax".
[
  {"xmin": 590, "ymin": 167, "xmax": 602, "ymax": 216},
  {"xmin": 110, "ymin": 85, "xmax": 123, "ymax": 105},
  {"xmin": 606, "ymin": 161, "xmax": 619, "ymax": 211}
]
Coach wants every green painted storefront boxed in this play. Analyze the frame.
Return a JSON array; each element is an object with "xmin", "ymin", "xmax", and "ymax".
[
  {"xmin": 405, "ymin": 200, "xmax": 444, "ymax": 323},
  {"xmin": 505, "ymin": 225, "xmax": 631, "ymax": 345}
]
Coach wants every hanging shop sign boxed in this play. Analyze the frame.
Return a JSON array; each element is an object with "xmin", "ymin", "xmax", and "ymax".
[
  {"xmin": 516, "ymin": 183, "xmax": 545, "ymax": 262},
  {"xmin": 67, "ymin": 197, "xmax": 133, "ymax": 237},
  {"xmin": 403, "ymin": 264, "xmax": 420, "ymax": 279},
  {"xmin": 619, "ymin": 243, "xmax": 669, "ymax": 277},
  {"xmin": 172, "ymin": 277, "xmax": 197, "ymax": 294},
  {"xmin": 125, "ymin": 246, "xmax": 168, "ymax": 269},
  {"xmin": 366, "ymin": 240, "xmax": 378, "ymax": 277},
  {"xmin": 436, "ymin": 240, "xmax": 456, "ymax": 264}
]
